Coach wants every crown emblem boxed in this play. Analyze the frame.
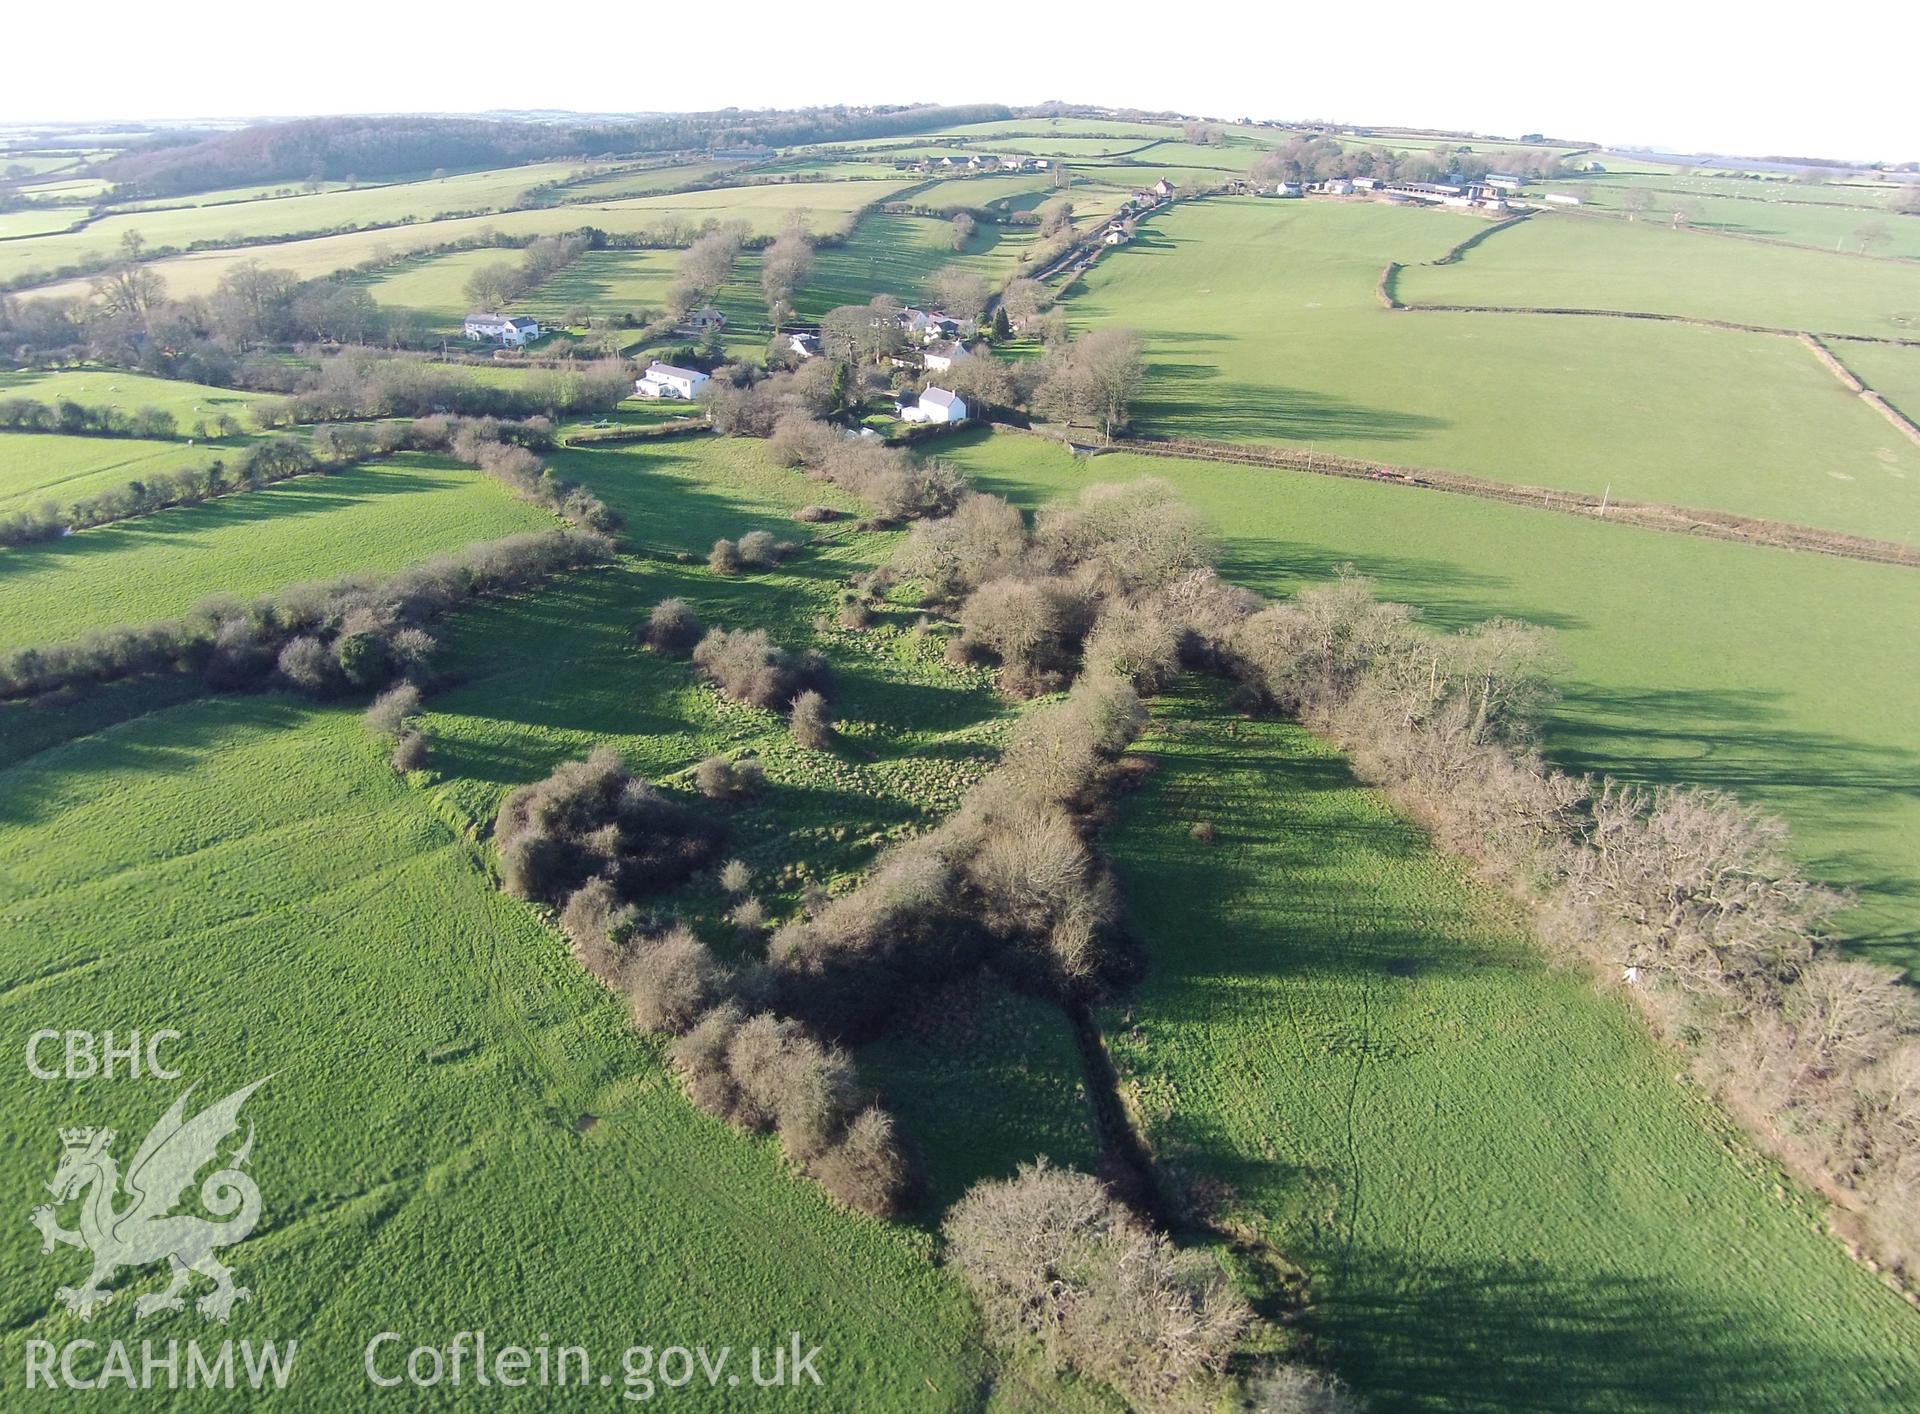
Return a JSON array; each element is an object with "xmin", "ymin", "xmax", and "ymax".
[{"xmin": 58, "ymin": 1127, "xmax": 112, "ymax": 1150}]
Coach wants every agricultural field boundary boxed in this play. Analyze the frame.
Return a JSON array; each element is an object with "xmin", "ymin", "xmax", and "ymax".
[
  {"xmin": 1808, "ymin": 336, "xmax": 1920, "ymax": 447},
  {"xmin": 1036, "ymin": 427, "xmax": 1920, "ymax": 567},
  {"xmin": 1385, "ymin": 293, "xmax": 1920, "ymax": 348}
]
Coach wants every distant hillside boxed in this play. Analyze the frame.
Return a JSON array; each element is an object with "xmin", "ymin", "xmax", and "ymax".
[{"xmin": 97, "ymin": 104, "xmax": 1012, "ymax": 197}]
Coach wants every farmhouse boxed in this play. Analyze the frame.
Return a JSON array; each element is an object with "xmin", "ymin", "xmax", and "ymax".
[
  {"xmin": 902, "ymin": 386, "xmax": 967, "ymax": 423},
  {"xmin": 787, "ymin": 331, "xmax": 820, "ymax": 359},
  {"xmin": 1103, "ymin": 226, "xmax": 1129, "ymax": 245},
  {"xmin": 1267, "ymin": 182, "xmax": 1303, "ymax": 198},
  {"xmin": 1152, "ymin": 177, "xmax": 1175, "ymax": 199},
  {"xmin": 923, "ymin": 340, "xmax": 974, "ymax": 372},
  {"xmin": 635, "ymin": 361, "xmax": 710, "ymax": 400},
  {"xmin": 464, "ymin": 313, "xmax": 541, "ymax": 347}
]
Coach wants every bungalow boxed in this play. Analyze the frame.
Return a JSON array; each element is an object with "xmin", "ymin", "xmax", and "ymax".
[
  {"xmin": 903, "ymin": 386, "xmax": 968, "ymax": 424},
  {"xmin": 635, "ymin": 362, "xmax": 710, "ymax": 400},
  {"xmin": 464, "ymin": 313, "xmax": 541, "ymax": 347},
  {"xmin": 679, "ymin": 307, "xmax": 728, "ymax": 334}
]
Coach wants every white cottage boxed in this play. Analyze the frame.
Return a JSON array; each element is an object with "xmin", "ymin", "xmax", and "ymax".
[
  {"xmin": 635, "ymin": 362, "xmax": 710, "ymax": 400},
  {"xmin": 915, "ymin": 387, "xmax": 968, "ymax": 423},
  {"xmin": 464, "ymin": 313, "xmax": 541, "ymax": 346}
]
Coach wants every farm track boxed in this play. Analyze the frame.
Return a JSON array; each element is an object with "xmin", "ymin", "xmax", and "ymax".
[{"xmin": 1067, "ymin": 430, "xmax": 1920, "ymax": 568}]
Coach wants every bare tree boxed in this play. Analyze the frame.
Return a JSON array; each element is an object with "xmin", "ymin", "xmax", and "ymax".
[
  {"xmin": 949, "ymin": 211, "xmax": 977, "ymax": 251},
  {"xmin": 926, "ymin": 265, "xmax": 991, "ymax": 321}
]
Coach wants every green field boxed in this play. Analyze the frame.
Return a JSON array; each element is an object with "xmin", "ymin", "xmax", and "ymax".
[
  {"xmin": 1062, "ymin": 199, "xmax": 1920, "ymax": 537},
  {"xmin": 793, "ymin": 211, "xmax": 1034, "ymax": 319},
  {"xmin": 0, "ymin": 367, "xmax": 267, "ymax": 425},
  {"xmin": 1397, "ymin": 212, "xmax": 1920, "ymax": 337},
  {"xmin": 1562, "ymin": 179, "xmax": 1920, "ymax": 259},
  {"xmin": 1837, "ymin": 341, "xmax": 1920, "ymax": 422},
  {"xmin": 0, "ymin": 455, "xmax": 554, "ymax": 652},
  {"xmin": 0, "ymin": 162, "xmax": 601, "ymax": 285},
  {"xmin": 1104, "ymin": 684, "xmax": 1920, "ymax": 1410},
  {"xmin": 0, "ymin": 432, "xmax": 248, "ymax": 510},
  {"xmin": 348, "ymin": 247, "xmax": 523, "ymax": 323},
  {"xmin": 0, "ymin": 694, "xmax": 1007, "ymax": 1410},
  {"xmin": 937, "ymin": 428, "xmax": 1920, "ymax": 968},
  {"xmin": 27, "ymin": 180, "xmax": 915, "ymax": 303}
]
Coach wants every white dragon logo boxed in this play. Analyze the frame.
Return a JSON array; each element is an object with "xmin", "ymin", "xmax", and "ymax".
[{"xmin": 29, "ymin": 1078, "xmax": 266, "ymax": 1323}]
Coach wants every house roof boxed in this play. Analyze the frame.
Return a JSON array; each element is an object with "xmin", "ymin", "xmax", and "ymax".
[
  {"xmin": 924, "ymin": 340, "xmax": 966, "ymax": 359},
  {"xmin": 920, "ymin": 387, "xmax": 962, "ymax": 410},
  {"xmin": 506, "ymin": 316, "xmax": 538, "ymax": 330},
  {"xmin": 645, "ymin": 362, "xmax": 708, "ymax": 382},
  {"xmin": 466, "ymin": 312, "xmax": 510, "ymax": 324}
]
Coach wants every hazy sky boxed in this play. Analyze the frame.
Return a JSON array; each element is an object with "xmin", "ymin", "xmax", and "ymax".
[{"xmin": 10, "ymin": 1, "xmax": 1916, "ymax": 160}]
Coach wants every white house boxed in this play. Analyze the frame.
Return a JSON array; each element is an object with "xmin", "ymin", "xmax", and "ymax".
[
  {"xmin": 1152, "ymin": 177, "xmax": 1175, "ymax": 199},
  {"xmin": 464, "ymin": 313, "xmax": 541, "ymax": 347},
  {"xmin": 679, "ymin": 307, "xmax": 728, "ymax": 334},
  {"xmin": 923, "ymin": 340, "xmax": 973, "ymax": 373},
  {"xmin": 1324, "ymin": 178, "xmax": 1355, "ymax": 196},
  {"xmin": 787, "ymin": 331, "xmax": 820, "ymax": 359},
  {"xmin": 635, "ymin": 362, "xmax": 710, "ymax": 400},
  {"xmin": 908, "ymin": 386, "xmax": 967, "ymax": 424},
  {"xmin": 1103, "ymin": 227, "xmax": 1128, "ymax": 245}
]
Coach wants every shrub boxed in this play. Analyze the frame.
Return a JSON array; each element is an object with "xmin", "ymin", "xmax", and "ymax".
[
  {"xmin": 334, "ymin": 629, "xmax": 389, "ymax": 689},
  {"xmin": 559, "ymin": 877, "xmax": 641, "ymax": 987},
  {"xmin": 720, "ymin": 859, "xmax": 753, "ymax": 895},
  {"xmin": 958, "ymin": 576, "xmax": 1087, "ymax": 697},
  {"xmin": 1243, "ymin": 1363, "xmax": 1364, "ymax": 1414},
  {"xmin": 389, "ymin": 730, "xmax": 429, "ymax": 774},
  {"xmin": 728, "ymin": 896, "xmax": 769, "ymax": 934},
  {"xmin": 790, "ymin": 690, "xmax": 833, "ymax": 749},
  {"xmin": 276, "ymin": 636, "xmax": 337, "ymax": 695},
  {"xmin": 696, "ymin": 756, "xmax": 766, "ymax": 802},
  {"xmin": 812, "ymin": 1106, "xmax": 908, "ymax": 1217},
  {"xmin": 626, "ymin": 926, "xmax": 729, "ymax": 1034},
  {"xmin": 494, "ymin": 746, "xmax": 723, "ymax": 906},
  {"xmin": 365, "ymin": 682, "xmax": 423, "ymax": 738},
  {"xmin": 692, "ymin": 628, "xmax": 826, "ymax": 709},
  {"xmin": 794, "ymin": 504, "xmax": 838, "ymax": 523},
  {"xmin": 943, "ymin": 1160, "xmax": 1249, "ymax": 1410},
  {"xmin": 642, "ymin": 598, "xmax": 702, "ymax": 655},
  {"xmin": 670, "ymin": 1002, "xmax": 749, "ymax": 1120},
  {"xmin": 736, "ymin": 529, "xmax": 778, "ymax": 568},
  {"xmin": 1189, "ymin": 821, "xmax": 1217, "ymax": 843},
  {"xmin": 708, "ymin": 538, "xmax": 743, "ymax": 575},
  {"xmin": 1082, "ymin": 601, "xmax": 1182, "ymax": 695}
]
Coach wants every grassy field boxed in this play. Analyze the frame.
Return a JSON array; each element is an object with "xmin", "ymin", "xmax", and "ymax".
[
  {"xmin": 1061, "ymin": 199, "xmax": 1920, "ymax": 538},
  {"xmin": 0, "ymin": 455, "xmax": 554, "ymax": 652},
  {"xmin": 26, "ymin": 180, "xmax": 915, "ymax": 302},
  {"xmin": 1560, "ymin": 179, "xmax": 1920, "ymax": 259},
  {"xmin": 347, "ymin": 247, "xmax": 520, "ymax": 323},
  {"xmin": 1837, "ymin": 341, "xmax": 1920, "ymax": 422},
  {"xmin": 1396, "ymin": 212, "xmax": 1920, "ymax": 337},
  {"xmin": 0, "ymin": 432, "xmax": 254, "ymax": 510},
  {"xmin": 0, "ymin": 692, "xmax": 1010, "ymax": 1410},
  {"xmin": 0, "ymin": 366, "xmax": 268, "ymax": 424},
  {"xmin": 1103, "ymin": 683, "xmax": 1920, "ymax": 1411},
  {"xmin": 793, "ymin": 211, "xmax": 1034, "ymax": 319},
  {"xmin": 937, "ymin": 428, "xmax": 1920, "ymax": 969},
  {"xmin": 0, "ymin": 162, "xmax": 602, "ymax": 285}
]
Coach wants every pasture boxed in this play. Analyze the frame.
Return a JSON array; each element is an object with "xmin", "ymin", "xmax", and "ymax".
[
  {"xmin": 794, "ymin": 211, "xmax": 1034, "ymax": 318},
  {"xmin": 1563, "ymin": 179, "xmax": 1920, "ymax": 259},
  {"xmin": 937, "ymin": 427, "xmax": 1920, "ymax": 968},
  {"xmin": 1396, "ymin": 212, "xmax": 1920, "ymax": 338},
  {"xmin": 0, "ymin": 455, "xmax": 554, "ymax": 652},
  {"xmin": 0, "ymin": 695, "xmax": 1005, "ymax": 1410},
  {"xmin": 0, "ymin": 432, "xmax": 248, "ymax": 510},
  {"xmin": 1065, "ymin": 199, "xmax": 1920, "ymax": 537},
  {"xmin": 0, "ymin": 161, "xmax": 601, "ymax": 286},
  {"xmin": 23, "ymin": 179, "xmax": 916, "ymax": 302},
  {"xmin": 0, "ymin": 366, "xmax": 268, "ymax": 425},
  {"xmin": 1104, "ymin": 683, "xmax": 1920, "ymax": 1410}
]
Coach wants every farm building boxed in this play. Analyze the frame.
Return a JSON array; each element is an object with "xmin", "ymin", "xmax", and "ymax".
[
  {"xmin": 1268, "ymin": 182, "xmax": 1303, "ymax": 198},
  {"xmin": 464, "ymin": 313, "xmax": 541, "ymax": 346},
  {"xmin": 635, "ymin": 362, "xmax": 710, "ymax": 400},
  {"xmin": 679, "ymin": 307, "xmax": 728, "ymax": 334},
  {"xmin": 903, "ymin": 386, "xmax": 968, "ymax": 424},
  {"xmin": 1544, "ymin": 192, "xmax": 1583, "ymax": 205}
]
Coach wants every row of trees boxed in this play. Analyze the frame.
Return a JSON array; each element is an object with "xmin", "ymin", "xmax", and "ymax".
[
  {"xmin": 0, "ymin": 396, "xmax": 184, "ymax": 440},
  {"xmin": 461, "ymin": 233, "xmax": 591, "ymax": 312},
  {"xmin": 0, "ymin": 527, "xmax": 612, "ymax": 701},
  {"xmin": 1253, "ymin": 135, "xmax": 1570, "ymax": 187}
]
